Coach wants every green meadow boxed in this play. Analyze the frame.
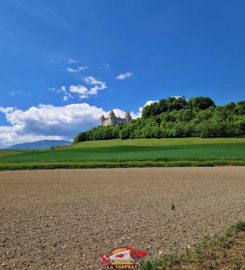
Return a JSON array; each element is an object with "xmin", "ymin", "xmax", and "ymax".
[{"xmin": 0, "ymin": 138, "xmax": 245, "ymax": 170}]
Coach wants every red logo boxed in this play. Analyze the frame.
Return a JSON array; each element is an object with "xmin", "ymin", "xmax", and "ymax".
[{"xmin": 100, "ymin": 246, "xmax": 148, "ymax": 269}]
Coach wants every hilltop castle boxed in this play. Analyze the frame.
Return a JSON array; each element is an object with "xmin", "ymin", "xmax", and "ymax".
[{"xmin": 100, "ymin": 110, "xmax": 132, "ymax": 126}]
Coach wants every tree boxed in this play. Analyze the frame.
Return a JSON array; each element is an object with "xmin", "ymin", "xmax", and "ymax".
[
  {"xmin": 142, "ymin": 126, "xmax": 154, "ymax": 138},
  {"xmin": 142, "ymin": 97, "xmax": 188, "ymax": 118},
  {"xmin": 119, "ymin": 128, "xmax": 131, "ymax": 139},
  {"xmin": 165, "ymin": 97, "xmax": 187, "ymax": 111},
  {"xmin": 235, "ymin": 101, "xmax": 245, "ymax": 115},
  {"xmin": 142, "ymin": 102, "xmax": 158, "ymax": 118},
  {"xmin": 73, "ymin": 131, "xmax": 89, "ymax": 143},
  {"xmin": 188, "ymin": 97, "xmax": 215, "ymax": 110},
  {"xmin": 224, "ymin": 102, "xmax": 236, "ymax": 111}
]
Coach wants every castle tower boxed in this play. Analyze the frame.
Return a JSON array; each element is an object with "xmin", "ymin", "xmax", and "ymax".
[
  {"xmin": 125, "ymin": 112, "xmax": 132, "ymax": 123},
  {"xmin": 100, "ymin": 115, "xmax": 105, "ymax": 125},
  {"xmin": 109, "ymin": 110, "xmax": 116, "ymax": 125}
]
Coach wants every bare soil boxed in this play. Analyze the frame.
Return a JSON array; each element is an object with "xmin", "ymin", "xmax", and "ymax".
[{"xmin": 0, "ymin": 167, "xmax": 245, "ymax": 269}]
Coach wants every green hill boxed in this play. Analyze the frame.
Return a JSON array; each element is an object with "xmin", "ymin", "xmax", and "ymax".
[
  {"xmin": 74, "ymin": 96, "xmax": 245, "ymax": 143},
  {"xmin": 68, "ymin": 137, "xmax": 245, "ymax": 148}
]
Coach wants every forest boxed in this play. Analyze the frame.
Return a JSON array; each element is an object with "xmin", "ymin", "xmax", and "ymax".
[{"xmin": 73, "ymin": 97, "xmax": 245, "ymax": 143}]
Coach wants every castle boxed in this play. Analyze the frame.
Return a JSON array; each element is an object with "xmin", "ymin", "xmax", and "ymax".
[{"xmin": 100, "ymin": 110, "xmax": 132, "ymax": 126}]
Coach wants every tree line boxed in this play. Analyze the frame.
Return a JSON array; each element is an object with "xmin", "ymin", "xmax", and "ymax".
[{"xmin": 73, "ymin": 96, "xmax": 245, "ymax": 143}]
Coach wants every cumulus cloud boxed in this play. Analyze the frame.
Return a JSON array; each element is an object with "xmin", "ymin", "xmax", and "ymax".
[
  {"xmin": 0, "ymin": 103, "xmax": 104, "ymax": 148},
  {"xmin": 0, "ymin": 125, "xmax": 64, "ymax": 149},
  {"xmin": 66, "ymin": 66, "xmax": 88, "ymax": 73},
  {"xmin": 68, "ymin": 76, "xmax": 106, "ymax": 99},
  {"xmin": 0, "ymin": 100, "xmax": 155, "ymax": 148},
  {"xmin": 83, "ymin": 76, "xmax": 107, "ymax": 96},
  {"xmin": 52, "ymin": 76, "xmax": 107, "ymax": 100},
  {"xmin": 69, "ymin": 85, "xmax": 89, "ymax": 95},
  {"xmin": 69, "ymin": 85, "xmax": 90, "ymax": 99},
  {"xmin": 116, "ymin": 72, "xmax": 133, "ymax": 80}
]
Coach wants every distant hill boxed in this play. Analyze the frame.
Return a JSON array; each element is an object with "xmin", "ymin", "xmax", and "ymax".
[{"xmin": 7, "ymin": 140, "xmax": 71, "ymax": 150}]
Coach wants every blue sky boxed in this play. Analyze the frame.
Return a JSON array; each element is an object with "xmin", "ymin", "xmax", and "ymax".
[{"xmin": 0, "ymin": 0, "xmax": 245, "ymax": 147}]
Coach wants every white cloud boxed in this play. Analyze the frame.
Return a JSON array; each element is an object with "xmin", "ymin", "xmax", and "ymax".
[
  {"xmin": 84, "ymin": 76, "xmax": 107, "ymax": 97},
  {"xmin": 67, "ymin": 58, "xmax": 78, "ymax": 64},
  {"xmin": 69, "ymin": 85, "xmax": 90, "ymax": 99},
  {"xmin": 52, "ymin": 74, "xmax": 107, "ymax": 100},
  {"xmin": 69, "ymin": 85, "xmax": 89, "ymax": 95},
  {"xmin": 84, "ymin": 76, "xmax": 106, "ymax": 88},
  {"xmin": 0, "ymin": 100, "xmax": 154, "ymax": 148},
  {"xmin": 66, "ymin": 66, "xmax": 88, "ymax": 73},
  {"xmin": 116, "ymin": 72, "xmax": 133, "ymax": 80},
  {"xmin": 69, "ymin": 76, "xmax": 107, "ymax": 99},
  {"xmin": 54, "ymin": 76, "xmax": 107, "ymax": 100},
  {"xmin": 0, "ymin": 103, "xmax": 104, "ymax": 148},
  {"xmin": 0, "ymin": 125, "xmax": 64, "ymax": 149}
]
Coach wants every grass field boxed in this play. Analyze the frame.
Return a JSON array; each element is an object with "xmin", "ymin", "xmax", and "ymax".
[
  {"xmin": 0, "ymin": 150, "xmax": 23, "ymax": 157},
  {"xmin": 0, "ymin": 138, "xmax": 245, "ymax": 170},
  {"xmin": 66, "ymin": 137, "xmax": 245, "ymax": 148}
]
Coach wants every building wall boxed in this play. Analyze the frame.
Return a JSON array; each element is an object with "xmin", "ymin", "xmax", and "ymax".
[
  {"xmin": 101, "ymin": 119, "xmax": 111, "ymax": 126},
  {"xmin": 101, "ymin": 116, "xmax": 131, "ymax": 126},
  {"xmin": 114, "ymin": 117, "xmax": 127, "ymax": 125}
]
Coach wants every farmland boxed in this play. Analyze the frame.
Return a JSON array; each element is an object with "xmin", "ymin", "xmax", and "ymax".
[
  {"xmin": 0, "ymin": 167, "xmax": 245, "ymax": 269},
  {"xmin": 0, "ymin": 138, "xmax": 245, "ymax": 170}
]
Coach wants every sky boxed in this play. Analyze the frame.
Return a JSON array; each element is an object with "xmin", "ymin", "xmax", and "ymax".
[{"xmin": 0, "ymin": 0, "xmax": 245, "ymax": 147}]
